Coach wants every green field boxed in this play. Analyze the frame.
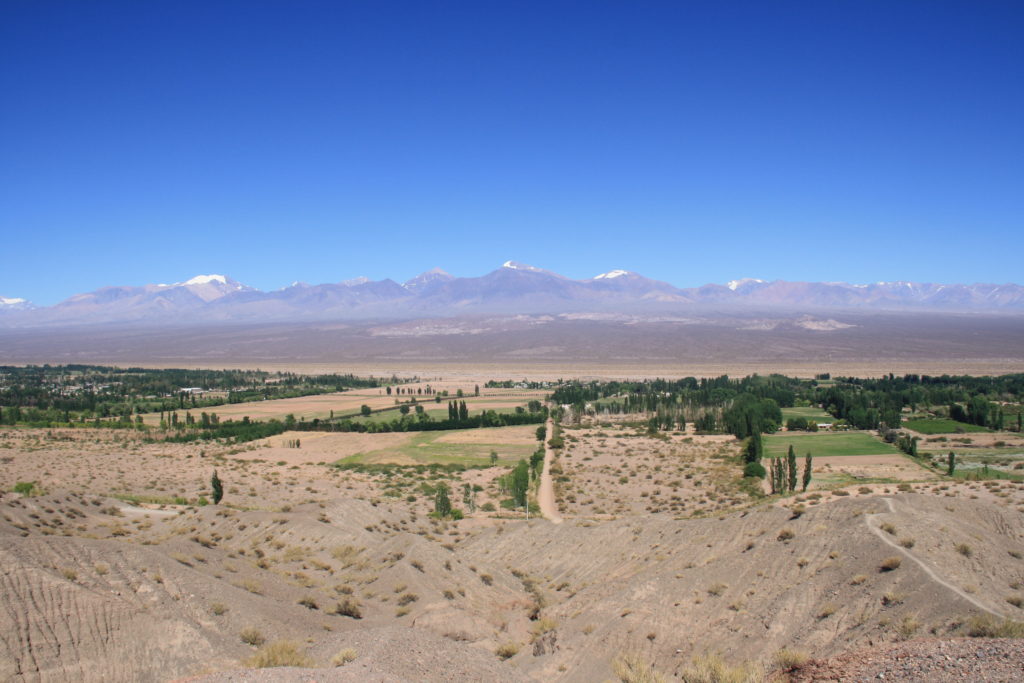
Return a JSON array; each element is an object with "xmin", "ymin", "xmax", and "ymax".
[
  {"xmin": 903, "ymin": 418, "xmax": 989, "ymax": 434},
  {"xmin": 352, "ymin": 407, "xmax": 450, "ymax": 424},
  {"xmin": 765, "ymin": 431, "xmax": 900, "ymax": 458},
  {"xmin": 950, "ymin": 466, "xmax": 1024, "ymax": 482},
  {"xmin": 351, "ymin": 405, "xmax": 528, "ymax": 425},
  {"xmin": 781, "ymin": 406, "xmax": 835, "ymax": 424},
  {"xmin": 334, "ymin": 427, "xmax": 536, "ymax": 467}
]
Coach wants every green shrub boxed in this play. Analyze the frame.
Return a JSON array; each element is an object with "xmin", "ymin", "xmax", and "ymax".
[{"xmin": 743, "ymin": 462, "xmax": 766, "ymax": 479}]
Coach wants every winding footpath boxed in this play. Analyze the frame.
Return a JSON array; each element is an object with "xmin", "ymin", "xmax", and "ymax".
[
  {"xmin": 537, "ymin": 418, "xmax": 563, "ymax": 524},
  {"xmin": 865, "ymin": 497, "xmax": 1004, "ymax": 618}
]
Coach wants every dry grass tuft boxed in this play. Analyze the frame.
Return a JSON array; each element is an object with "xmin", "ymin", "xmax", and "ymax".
[
  {"xmin": 682, "ymin": 652, "xmax": 764, "ymax": 683},
  {"xmin": 239, "ymin": 627, "xmax": 265, "ymax": 646},
  {"xmin": 965, "ymin": 614, "xmax": 1024, "ymax": 638},
  {"xmin": 773, "ymin": 648, "xmax": 809, "ymax": 671},
  {"xmin": 495, "ymin": 641, "xmax": 520, "ymax": 660},
  {"xmin": 879, "ymin": 556, "xmax": 902, "ymax": 572},
  {"xmin": 331, "ymin": 648, "xmax": 357, "ymax": 666},
  {"xmin": 246, "ymin": 640, "xmax": 311, "ymax": 668},
  {"xmin": 612, "ymin": 651, "xmax": 667, "ymax": 683}
]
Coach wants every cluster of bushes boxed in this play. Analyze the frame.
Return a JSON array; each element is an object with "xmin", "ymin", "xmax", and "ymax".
[{"xmin": 785, "ymin": 417, "xmax": 820, "ymax": 432}]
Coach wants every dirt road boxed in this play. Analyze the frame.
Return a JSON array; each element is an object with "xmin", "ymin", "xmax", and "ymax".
[
  {"xmin": 866, "ymin": 497, "xmax": 1004, "ymax": 618},
  {"xmin": 538, "ymin": 417, "xmax": 563, "ymax": 523}
]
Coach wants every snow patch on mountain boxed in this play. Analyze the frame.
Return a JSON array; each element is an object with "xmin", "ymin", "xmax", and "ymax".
[
  {"xmin": 727, "ymin": 278, "xmax": 765, "ymax": 291},
  {"xmin": 502, "ymin": 261, "xmax": 542, "ymax": 272},
  {"xmin": 184, "ymin": 274, "xmax": 229, "ymax": 286},
  {"xmin": 594, "ymin": 270, "xmax": 631, "ymax": 279}
]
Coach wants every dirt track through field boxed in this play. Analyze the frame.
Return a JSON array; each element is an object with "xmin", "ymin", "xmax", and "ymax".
[
  {"xmin": 866, "ymin": 497, "xmax": 1005, "ymax": 618},
  {"xmin": 538, "ymin": 418, "xmax": 562, "ymax": 524}
]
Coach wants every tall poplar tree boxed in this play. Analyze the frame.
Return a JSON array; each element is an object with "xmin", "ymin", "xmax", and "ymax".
[
  {"xmin": 787, "ymin": 445, "xmax": 797, "ymax": 492},
  {"xmin": 211, "ymin": 470, "xmax": 223, "ymax": 505}
]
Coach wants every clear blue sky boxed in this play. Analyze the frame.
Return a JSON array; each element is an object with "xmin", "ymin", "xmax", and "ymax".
[{"xmin": 2, "ymin": 1, "xmax": 1022, "ymax": 304}]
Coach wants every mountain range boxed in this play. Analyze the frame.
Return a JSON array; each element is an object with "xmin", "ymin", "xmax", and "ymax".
[{"xmin": 2, "ymin": 262, "xmax": 1023, "ymax": 327}]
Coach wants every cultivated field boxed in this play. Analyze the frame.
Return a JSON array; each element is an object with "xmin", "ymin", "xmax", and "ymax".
[
  {"xmin": 765, "ymin": 431, "xmax": 901, "ymax": 458},
  {"xmin": 781, "ymin": 406, "xmax": 835, "ymax": 423},
  {"xmin": 140, "ymin": 383, "xmax": 547, "ymax": 425}
]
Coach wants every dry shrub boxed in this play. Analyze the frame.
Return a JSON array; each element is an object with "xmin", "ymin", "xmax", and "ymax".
[
  {"xmin": 816, "ymin": 603, "xmax": 836, "ymax": 619},
  {"xmin": 882, "ymin": 591, "xmax": 904, "ymax": 606},
  {"xmin": 773, "ymin": 648, "xmax": 809, "ymax": 671},
  {"xmin": 239, "ymin": 627, "xmax": 265, "ymax": 646},
  {"xmin": 331, "ymin": 648, "xmax": 357, "ymax": 666},
  {"xmin": 896, "ymin": 614, "xmax": 921, "ymax": 640},
  {"xmin": 965, "ymin": 614, "xmax": 1024, "ymax": 638},
  {"xmin": 247, "ymin": 640, "xmax": 311, "ymax": 668},
  {"xmin": 495, "ymin": 641, "xmax": 520, "ymax": 660},
  {"xmin": 332, "ymin": 597, "xmax": 362, "ymax": 619},
  {"xmin": 682, "ymin": 653, "xmax": 764, "ymax": 683},
  {"xmin": 612, "ymin": 651, "xmax": 667, "ymax": 683},
  {"xmin": 530, "ymin": 617, "xmax": 557, "ymax": 641},
  {"xmin": 879, "ymin": 556, "xmax": 902, "ymax": 572},
  {"xmin": 396, "ymin": 592, "xmax": 419, "ymax": 607}
]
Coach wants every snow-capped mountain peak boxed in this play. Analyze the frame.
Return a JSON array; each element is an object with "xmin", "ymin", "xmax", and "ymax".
[
  {"xmin": 502, "ymin": 261, "xmax": 543, "ymax": 272},
  {"xmin": 727, "ymin": 278, "xmax": 765, "ymax": 291},
  {"xmin": 156, "ymin": 274, "xmax": 243, "ymax": 290},
  {"xmin": 594, "ymin": 269, "xmax": 631, "ymax": 280},
  {"xmin": 0, "ymin": 295, "xmax": 35, "ymax": 312},
  {"xmin": 403, "ymin": 268, "xmax": 454, "ymax": 291},
  {"xmin": 341, "ymin": 276, "xmax": 371, "ymax": 286},
  {"xmin": 183, "ymin": 274, "xmax": 229, "ymax": 286}
]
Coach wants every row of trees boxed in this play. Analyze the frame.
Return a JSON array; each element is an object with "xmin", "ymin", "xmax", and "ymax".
[
  {"xmin": 0, "ymin": 365, "xmax": 386, "ymax": 425},
  {"xmin": 949, "ymin": 399, "xmax": 1007, "ymax": 429}
]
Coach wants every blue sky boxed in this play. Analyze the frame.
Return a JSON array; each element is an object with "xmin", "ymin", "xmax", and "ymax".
[{"xmin": 2, "ymin": 1, "xmax": 1022, "ymax": 304}]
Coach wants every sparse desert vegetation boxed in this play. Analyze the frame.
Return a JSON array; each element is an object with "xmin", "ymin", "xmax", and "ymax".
[{"xmin": 2, "ymin": 369, "xmax": 1024, "ymax": 681}]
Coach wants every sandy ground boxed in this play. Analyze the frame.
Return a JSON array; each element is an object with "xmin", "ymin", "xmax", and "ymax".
[
  {"xmin": 813, "ymin": 453, "xmax": 939, "ymax": 483},
  {"xmin": 16, "ymin": 359, "xmax": 1024, "ymax": 381},
  {"xmin": 0, "ymin": 425, "xmax": 538, "ymax": 519}
]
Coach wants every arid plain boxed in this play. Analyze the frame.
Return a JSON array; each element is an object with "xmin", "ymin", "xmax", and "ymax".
[{"xmin": 4, "ymin": 366, "xmax": 1024, "ymax": 682}]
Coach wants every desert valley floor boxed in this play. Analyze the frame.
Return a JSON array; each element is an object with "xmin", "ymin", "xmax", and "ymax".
[{"xmin": 3, "ymin": 376, "xmax": 1024, "ymax": 682}]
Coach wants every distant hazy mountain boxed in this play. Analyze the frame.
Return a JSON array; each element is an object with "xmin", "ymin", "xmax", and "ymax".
[
  {"xmin": 0, "ymin": 296, "xmax": 34, "ymax": 312},
  {"xmin": 2, "ymin": 265, "xmax": 1022, "ymax": 327},
  {"xmin": 402, "ymin": 268, "xmax": 455, "ymax": 294}
]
